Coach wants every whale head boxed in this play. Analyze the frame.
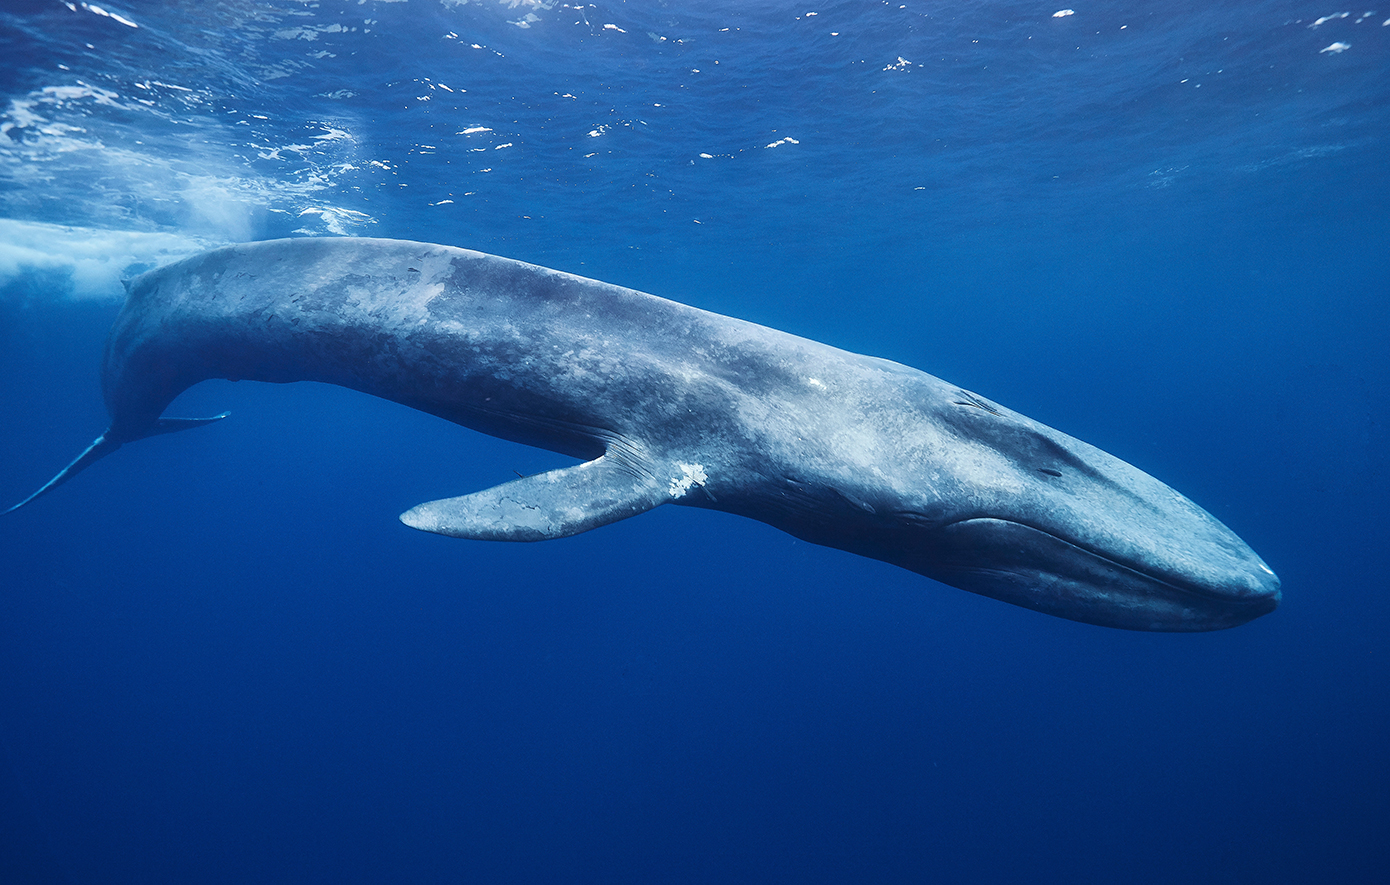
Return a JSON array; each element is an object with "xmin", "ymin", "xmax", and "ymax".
[{"xmin": 870, "ymin": 388, "xmax": 1281, "ymax": 631}]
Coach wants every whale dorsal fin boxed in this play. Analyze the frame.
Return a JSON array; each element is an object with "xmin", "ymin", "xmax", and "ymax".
[{"xmin": 399, "ymin": 454, "xmax": 674, "ymax": 541}]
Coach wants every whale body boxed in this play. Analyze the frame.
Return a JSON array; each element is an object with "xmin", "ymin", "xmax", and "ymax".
[{"xmin": 7, "ymin": 237, "xmax": 1280, "ymax": 630}]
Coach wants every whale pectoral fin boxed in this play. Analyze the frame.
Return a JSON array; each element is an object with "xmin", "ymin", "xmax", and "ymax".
[{"xmin": 399, "ymin": 455, "xmax": 668, "ymax": 541}]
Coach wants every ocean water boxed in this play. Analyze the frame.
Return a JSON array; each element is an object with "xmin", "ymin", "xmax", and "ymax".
[{"xmin": 0, "ymin": 1, "xmax": 1386, "ymax": 882}]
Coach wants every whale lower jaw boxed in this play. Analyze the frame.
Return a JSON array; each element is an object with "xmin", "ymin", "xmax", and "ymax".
[{"xmin": 927, "ymin": 518, "xmax": 1281, "ymax": 632}]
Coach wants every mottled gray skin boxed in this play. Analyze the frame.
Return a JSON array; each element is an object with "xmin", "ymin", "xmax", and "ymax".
[{"xmin": 12, "ymin": 237, "xmax": 1280, "ymax": 631}]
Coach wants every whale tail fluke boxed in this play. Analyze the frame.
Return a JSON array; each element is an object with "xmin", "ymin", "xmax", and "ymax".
[
  {"xmin": 4, "ymin": 412, "xmax": 229, "ymax": 515},
  {"xmin": 4, "ymin": 433, "xmax": 123, "ymax": 515},
  {"xmin": 142, "ymin": 413, "xmax": 232, "ymax": 438}
]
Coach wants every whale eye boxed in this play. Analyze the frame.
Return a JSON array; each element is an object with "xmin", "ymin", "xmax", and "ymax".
[
  {"xmin": 953, "ymin": 392, "xmax": 1002, "ymax": 415},
  {"xmin": 1038, "ymin": 468, "xmax": 1062, "ymax": 477}
]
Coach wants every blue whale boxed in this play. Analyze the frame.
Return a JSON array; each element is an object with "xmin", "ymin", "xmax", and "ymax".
[{"xmin": 7, "ymin": 237, "xmax": 1280, "ymax": 630}]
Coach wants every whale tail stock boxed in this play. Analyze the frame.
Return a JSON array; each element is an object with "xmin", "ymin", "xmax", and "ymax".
[{"xmin": 4, "ymin": 413, "xmax": 229, "ymax": 515}]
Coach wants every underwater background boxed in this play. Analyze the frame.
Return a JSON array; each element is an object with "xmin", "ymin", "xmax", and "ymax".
[{"xmin": 1, "ymin": 1, "xmax": 1387, "ymax": 882}]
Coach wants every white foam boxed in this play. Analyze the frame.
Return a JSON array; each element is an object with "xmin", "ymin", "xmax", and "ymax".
[
  {"xmin": 293, "ymin": 207, "xmax": 374, "ymax": 237},
  {"xmin": 1309, "ymin": 12, "xmax": 1350, "ymax": 28},
  {"xmin": 82, "ymin": 3, "xmax": 138, "ymax": 28},
  {"xmin": 0, "ymin": 219, "xmax": 215, "ymax": 302},
  {"xmin": 0, "ymin": 82, "xmax": 374, "ymax": 242}
]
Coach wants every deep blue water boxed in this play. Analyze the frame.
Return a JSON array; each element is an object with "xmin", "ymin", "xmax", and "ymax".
[{"xmin": 1, "ymin": 1, "xmax": 1387, "ymax": 882}]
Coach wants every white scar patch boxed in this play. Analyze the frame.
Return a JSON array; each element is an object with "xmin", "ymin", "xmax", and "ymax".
[{"xmin": 668, "ymin": 462, "xmax": 709, "ymax": 498}]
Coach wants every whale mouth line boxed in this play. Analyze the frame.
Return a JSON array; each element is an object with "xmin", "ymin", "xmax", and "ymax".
[{"xmin": 939, "ymin": 516, "xmax": 1273, "ymax": 608}]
